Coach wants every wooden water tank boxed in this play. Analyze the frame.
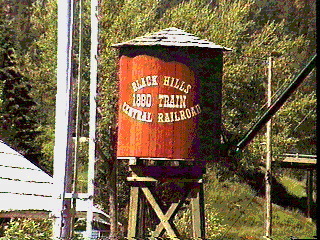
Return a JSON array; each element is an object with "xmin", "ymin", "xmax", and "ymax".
[{"xmin": 113, "ymin": 28, "xmax": 230, "ymax": 160}]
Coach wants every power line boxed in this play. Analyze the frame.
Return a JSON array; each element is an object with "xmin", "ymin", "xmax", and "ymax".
[
  {"xmin": 0, "ymin": 164, "xmax": 44, "ymax": 172},
  {"xmin": 292, "ymin": 106, "xmax": 316, "ymax": 133},
  {"xmin": 220, "ymin": 188, "xmax": 262, "ymax": 239}
]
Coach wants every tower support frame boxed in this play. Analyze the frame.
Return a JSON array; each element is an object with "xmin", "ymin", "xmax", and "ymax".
[{"xmin": 122, "ymin": 157, "xmax": 206, "ymax": 239}]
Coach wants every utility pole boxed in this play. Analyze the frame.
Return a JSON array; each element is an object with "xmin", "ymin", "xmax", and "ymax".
[
  {"xmin": 53, "ymin": 0, "xmax": 100, "ymax": 238},
  {"xmin": 52, "ymin": 0, "xmax": 102, "ymax": 238},
  {"xmin": 265, "ymin": 56, "xmax": 273, "ymax": 239},
  {"xmin": 52, "ymin": 0, "xmax": 74, "ymax": 238},
  {"xmin": 71, "ymin": 0, "xmax": 84, "ymax": 235},
  {"xmin": 86, "ymin": 0, "xmax": 99, "ymax": 238}
]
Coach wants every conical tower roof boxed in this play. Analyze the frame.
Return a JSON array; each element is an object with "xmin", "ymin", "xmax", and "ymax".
[{"xmin": 113, "ymin": 27, "xmax": 231, "ymax": 50}]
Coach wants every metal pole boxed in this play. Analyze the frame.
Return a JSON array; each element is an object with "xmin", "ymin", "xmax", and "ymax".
[
  {"xmin": 71, "ymin": 0, "xmax": 84, "ymax": 234},
  {"xmin": 86, "ymin": 0, "xmax": 98, "ymax": 237},
  {"xmin": 53, "ymin": 0, "xmax": 74, "ymax": 238},
  {"xmin": 265, "ymin": 56, "xmax": 272, "ymax": 239}
]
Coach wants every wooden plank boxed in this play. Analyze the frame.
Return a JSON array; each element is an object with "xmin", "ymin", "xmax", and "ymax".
[
  {"xmin": 127, "ymin": 186, "xmax": 139, "ymax": 238},
  {"xmin": 127, "ymin": 176, "xmax": 203, "ymax": 183},
  {"xmin": 306, "ymin": 170, "xmax": 313, "ymax": 219},
  {"xmin": 131, "ymin": 55, "xmax": 145, "ymax": 157},
  {"xmin": 152, "ymin": 186, "xmax": 190, "ymax": 237},
  {"xmin": 127, "ymin": 176, "xmax": 158, "ymax": 182},
  {"xmin": 0, "ymin": 178, "xmax": 53, "ymax": 196},
  {"xmin": 138, "ymin": 157, "xmax": 194, "ymax": 161},
  {"xmin": 281, "ymin": 154, "xmax": 316, "ymax": 158},
  {"xmin": 64, "ymin": 193, "xmax": 91, "ymax": 199},
  {"xmin": 0, "ymin": 210, "xmax": 95, "ymax": 220},
  {"xmin": 117, "ymin": 55, "xmax": 133, "ymax": 157},
  {"xmin": 191, "ymin": 183, "xmax": 206, "ymax": 239},
  {"xmin": 156, "ymin": 58, "xmax": 175, "ymax": 158},
  {"xmin": 117, "ymin": 52, "xmax": 201, "ymax": 160},
  {"xmin": 172, "ymin": 61, "xmax": 198, "ymax": 159},
  {"xmin": 146, "ymin": 57, "xmax": 162, "ymax": 157},
  {"xmin": 282, "ymin": 157, "xmax": 316, "ymax": 164},
  {"xmin": 152, "ymin": 202, "xmax": 179, "ymax": 237},
  {"xmin": 274, "ymin": 158, "xmax": 317, "ymax": 169},
  {"xmin": 273, "ymin": 157, "xmax": 316, "ymax": 169}
]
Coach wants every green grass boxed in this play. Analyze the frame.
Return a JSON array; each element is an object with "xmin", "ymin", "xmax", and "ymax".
[
  {"xmin": 194, "ymin": 171, "xmax": 316, "ymax": 239},
  {"xmin": 279, "ymin": 175, "xmax": 306, "ymax": 198},
  {"xmin": 77, "ymin": 166, "xmax": 315, "ymax": 239}
]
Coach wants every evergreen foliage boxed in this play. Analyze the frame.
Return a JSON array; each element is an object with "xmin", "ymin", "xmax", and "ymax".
[
  {"xmin": 0, "ymin": 48, "xmax": 41, "ymax": 166},
  {"xmin": 20, "ymin": 0, "xmax": 57, "ymax": 172},
  {"xmin": 0, "ymin": 1, "xmax": 40, "ymax": 164}
]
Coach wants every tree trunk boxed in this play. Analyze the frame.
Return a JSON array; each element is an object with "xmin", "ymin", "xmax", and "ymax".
[{"xmin": 109, "ymin": 160, "xmax": 118, "ymax": 239}]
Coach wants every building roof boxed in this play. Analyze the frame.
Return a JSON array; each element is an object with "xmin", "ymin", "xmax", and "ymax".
[
  {"xmin": 0, "ymin": 140, "xmax": 108, "ymax": 221},
  {"xmin": 113, "ymin": 27, "xmax": 232, "ymax": 50}
]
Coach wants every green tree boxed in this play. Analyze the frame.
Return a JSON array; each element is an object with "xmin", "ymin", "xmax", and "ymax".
[
  {"xmin": 18, "ymin": 0, "xmax": 58, "ymax": 172},
  {"xmin": 2, "ymin": 0, "xmax": 315, "ymax": 172},
  {"xmin": 97, "ymin": 1, "xmax": 315, "ymax": 237},
  {"xmin": 0, "ymin": 0, "xmax": 44, "ymax": 167},
  {"xmin": 9, "ymin": 0, "xmax": 315, "ymax": 238},
  {"xmin": 0, "ymin": 47, "xmax": 42, "ymax": 165}
]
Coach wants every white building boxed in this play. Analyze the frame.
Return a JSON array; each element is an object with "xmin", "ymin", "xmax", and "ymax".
[{"xmin": 0, "ymin": 139, "xmax": 110, "ymax": 238}]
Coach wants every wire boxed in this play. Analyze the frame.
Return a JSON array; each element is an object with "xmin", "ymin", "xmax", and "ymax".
[
  {"xmin": 230, "ymin": 51, "xmax": 268, "ymax": 61},
  {"xmin": 292, "ymin": 106, "xmax": 316, "ymax": 133},
  {"xmin": 220, "ymin": 188, "xmax": 261, "ymax": 239},
  {"xmin": 220, "ymin": 103, "xmax": 316, "ymax": 238},
  {"xmin": 0, "ymin": 176, "xmax": 52, "ymax": 184},
  {"xmin": 0, "ymin": 191, "xmax": 52, "ymax": 198},
  {"xmin": 0, "ymin": 164, "xmax": 43, "ymax": 172}
]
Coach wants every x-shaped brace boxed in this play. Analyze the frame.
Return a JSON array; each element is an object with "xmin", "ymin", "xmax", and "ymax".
[{"xmin": 140, "ymin": 186, "xmax": 191, "ymax": 238}]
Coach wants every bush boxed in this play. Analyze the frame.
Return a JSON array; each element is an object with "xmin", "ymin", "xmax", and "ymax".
[
  {"xmin": 0, "ymin": 218, "xmax": 52, "ymax": 240},
  {"xmin": 0, "ymin": 218, "xmax": 85, "ymax": 240},
  {"xmin": 174, "ymin": 206, "xmax": 226, "ymax": 239}
]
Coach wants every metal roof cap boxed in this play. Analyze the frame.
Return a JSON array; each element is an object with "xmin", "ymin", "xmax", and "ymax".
[{"xmin": 113, "ymin": 27, "xmax": 232, "ymax": 51}]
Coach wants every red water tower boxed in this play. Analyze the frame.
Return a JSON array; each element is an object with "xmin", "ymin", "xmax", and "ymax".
[
  {"xmin": 113, "ymin": 27, "xmax": 230, "ymax": 239},
  {"xmin": 117, "ymin": 54, "xmax": 200, "ymax": 160}
]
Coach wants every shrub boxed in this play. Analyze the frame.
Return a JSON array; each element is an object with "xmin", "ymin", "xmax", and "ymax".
[{"xmin": 0, "ymin": 218, "xmax": 52, "ymax": 240}]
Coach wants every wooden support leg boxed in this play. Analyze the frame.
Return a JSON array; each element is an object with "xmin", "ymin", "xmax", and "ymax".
[
  {"xmin": 191, "ymin": 182, "xmax": 206, "ymax": 239},
  {"xmin": 126, "ymin": 176, "xmax": 206, "ymax": 239},
  {"xmin": 127, "ymin": 186, "xmax": 139, "ymax": 239},
  {"xmin": 306, "ymin": 169, "xmax": 313, "ymax": 219}
]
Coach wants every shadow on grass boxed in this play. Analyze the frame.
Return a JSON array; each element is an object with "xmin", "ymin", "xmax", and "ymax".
[{"xmin": 236, "ymin": 168, "xmax": 316, "ymax": 221}]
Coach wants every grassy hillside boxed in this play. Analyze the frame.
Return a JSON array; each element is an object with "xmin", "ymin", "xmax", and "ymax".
[
  {"xmin": 177, "ymin": 169, "xmax": 316, "ymax": 240},
  {"xmin": 175, "ymin": 169, "xmax": 316, "ymax": 239},
  {"xmin": 280, "ymin": 175, "xmax": 307, "ymax": 198}
]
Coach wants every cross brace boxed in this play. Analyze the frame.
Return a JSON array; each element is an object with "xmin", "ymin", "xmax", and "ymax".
[{"xmin": 127, "ymin": 179, "xmax": 205, "ymax": 239}]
